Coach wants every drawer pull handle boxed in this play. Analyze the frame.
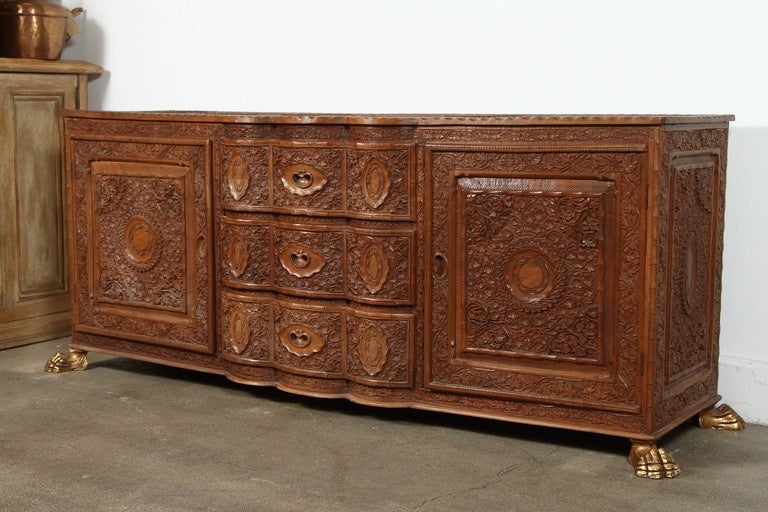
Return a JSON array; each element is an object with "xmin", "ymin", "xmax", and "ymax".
[
  {"xmin": 290, "ymin": 250, "xmax": 310, "ymax": 269},
  {"xmin": 292, "ymin": 170, "xmax": 313, "ymax": 189},
  {"xmin": 289, "ymin": 330, "xmax": 310, "ymax": 348},
  {"xmin": 281, "ymin": 163, "xmax": 327, "ymax": 196},
  {"xmin": 280, "ymin": 324, "xmax": 324, "ymax": 356},
  {"xmin": 280, "ymin": 243, "xmax": 326, "ymax": 278}
]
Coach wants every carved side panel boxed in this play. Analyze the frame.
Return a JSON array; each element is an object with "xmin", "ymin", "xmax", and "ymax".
[
  {"xmin": 218, "ymin": 142, "xmax": 270, "ymax": 209},
  {"xmin": 273, "ymin": 225, "xmax": 344, "ymax": 297},
  {"xmin": 71, "ymin": 138, "xmax": 213, "ymax": 352},
  {"xmin": 429, "ymin": 149, "xmax": 645, "ymax": 418},
  {"xmin": 220, "ymin": 294, "xmax": 271, "ymax": 363},
  {"xmin": 273, "ymin": 146, "xmax": 343, "ymax": 213},
  {"xmin": 653, "ymin": 128, "xmax": 728, "ymax": 429},
  {"xmin": 346, "ymin": 312, "xmax": 413, "ymax": 387},
  {"xmin": 218, "ymin": 219, "xmax": 271, "ymax": 289},
  {"xmin": 346, "ymin": 230, "xmax": 415, "ymax": 305},
  {"xmin": 347, "ymin": 146, "xmax": 414, "ymax": 219},
  {"xmin": 273, "ymin": 302, "xmax": 343, "ymax": 376}
]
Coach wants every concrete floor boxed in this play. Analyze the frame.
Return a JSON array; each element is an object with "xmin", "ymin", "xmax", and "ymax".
[{"xmin": 2, "ymin": 339, "xmax": 767, "ymax": 512}]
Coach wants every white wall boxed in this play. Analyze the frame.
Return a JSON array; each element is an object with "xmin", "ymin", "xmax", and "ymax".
[{"xmin": 61, "ymin": 0, "xmax": 768, "ymax": 424}]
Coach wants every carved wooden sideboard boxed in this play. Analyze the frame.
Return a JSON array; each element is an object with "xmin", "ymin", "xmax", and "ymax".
[{"xmin": 47, "ymin": 112, "xmax": 745, "ymax": 478}]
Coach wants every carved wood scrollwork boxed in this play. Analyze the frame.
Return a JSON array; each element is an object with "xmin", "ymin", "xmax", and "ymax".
[
  {"xmin": 226, "ymin": 152, "xmax": 250, "ymax": 201},
  {"xmin": 281, "ymin": 163, "xmax": 327, "ymax": 196},
  {"xmin": 280, "ymin": 324, "xmax": 325, "ymax": 356},
  {"xmin": 123, "ymin": 217, "xmax": 160, "ymax": 270},
  {"xmin": 359, "ymin": 241, "xmax": 389, "ymax": 294},
  {"xmin": 358, "ymin": 325, "xmax": 389, "ymax": 376},
  {"xmin": 280, "ymin": 244, "xmax": 326, "ymax": 278}
]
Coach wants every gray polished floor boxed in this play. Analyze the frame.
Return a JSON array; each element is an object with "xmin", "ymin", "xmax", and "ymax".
[{"xmin": 2, "ymin": 338, "xmax": 767, "ymax": 512}]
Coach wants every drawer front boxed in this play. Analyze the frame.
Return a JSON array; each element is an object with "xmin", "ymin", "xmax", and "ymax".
[
  {"xmin": 219, "ymin": 219, "xmax": 271, "ymax": 289},
  {"xmin": 273, "ymin": 302, "xmax": 343, "ymax": 377},
  {"xmin": 273, "ymin": 145, "xmax": 344, "ymax": 213},
  {"xmin": 219, "ymin": 142, "xmax": 270, "ymax": 209},
  {"xmin": 346, "ymin": 146, "xmax": 415, "ymax": 219},
  {"xmin": 346, "ymin": 230, "xmax": 416, "ymax": 305},
  {"xmin": 346, "ymin": 311, "xmax": 414, "ymax": 387},
  {"xmin": 273, "ymin": 225, "xmax": 345, "ymax": 298},
  {"xmin": 220, "ymin": 294, "xmax": 271, "ymax": 363}
]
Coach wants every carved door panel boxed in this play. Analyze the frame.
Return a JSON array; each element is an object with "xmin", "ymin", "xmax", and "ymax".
[
  {"xmin": 69, "ymin": 138, "xmax": 214, "ymax": 353},
  {"xmin": 428, "ymin": 148, "xmax": 646, "ymax": 414}
]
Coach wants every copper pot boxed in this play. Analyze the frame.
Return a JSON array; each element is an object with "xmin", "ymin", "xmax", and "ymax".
[{"xmin": 0, "ymin": 2, "xmax": 75, "ymax": 60}]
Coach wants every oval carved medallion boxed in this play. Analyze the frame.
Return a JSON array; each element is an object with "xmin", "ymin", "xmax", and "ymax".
[
  {"xmin": 228, "ymin": 305, "xmax": 250, "ymax": 355},
  {"xmin": 358, "ymin": 325, "xmax": 388, "ymax": 376},
  {"xmin": 227, "ymin": 152, "xmax": 250, "ymax": 201},
  {"xmin": 360, "ymin": 241, "xmax": 389, "ymax": 294},
  {"xmin": 361, "ymin": 158, "xmax": 391, "ymax": 209},
  {"xmin": 281, "ymin": 163, "xmax": 327, "ymax": 196},
  {"xmin": 280, "ymin": 244, "xmax": 325, "ymax": 278},
  {"xmin": 280, "ymin": 324, "xmax": 325, "ymax": 357},
  {"xmin": 227, "ymin": 232, "xmax": 249, "ymax": 278},
  {"xmin": 124, "ymin": 217, "xmax": 160, "ymax": 270}
]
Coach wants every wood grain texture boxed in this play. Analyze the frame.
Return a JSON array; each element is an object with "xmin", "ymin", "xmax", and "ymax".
[{"xmin": 0, "ymin": 62, "xmax": 100, "ymax": 349}]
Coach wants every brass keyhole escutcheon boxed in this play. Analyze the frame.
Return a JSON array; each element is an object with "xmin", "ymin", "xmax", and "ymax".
[
  {"xmin": 289, "ymin": 330, "xmax": 310, "ymax": 348},
  {"xmin": 290, "ymin": 251, "xmax": 310, "ymax": 268},
  {"xmin": 292, "ymin": 170, "xmax": 313, "ymax": 189}
]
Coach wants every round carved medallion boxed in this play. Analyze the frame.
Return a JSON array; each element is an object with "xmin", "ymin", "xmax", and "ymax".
[
  {"xmin": 228, "ymin": 305, "xmax": 250, "ymax": 355},
  {"xmin": 123, "ymin": 217, "xmax": 159, "ymax": 270},
  {"xmin": 504, "ymin": 249, "xmax": 557, "ymax": 304}
]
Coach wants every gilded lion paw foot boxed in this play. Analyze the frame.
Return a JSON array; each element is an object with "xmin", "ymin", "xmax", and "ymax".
[
  {"xmin": 698, "ymin": 403, "xmax": 746, "ymax": 431},
  {"xmin": 629, "ymin": 441, "xmax": 680, "ymax": 479},
  {"xmin": 44, "ymin": 349, "xmax": 88, "ymax": 373}
]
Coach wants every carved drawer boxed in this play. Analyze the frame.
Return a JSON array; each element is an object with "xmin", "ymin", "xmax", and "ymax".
[
  {"xmin": 273, "ymin": 224, "xmax": 345, "ymax": 298},
  {"xmin": 220, "ymin": 293, "xmax": 271, "ymax": 364},
  {"xmin": 273, "ymin": 300, "xmax": 343, "ymax": 377},
  {"xmin": 346, "ymin": 310, "xmax": 414, "ymax": 388},
  {"xmin": 346, "ymin": 145, "xmax": 415, "ymax": 219},
  {"xmin": 346, "ymin": 228, "xmax": 416, "ymax": 305},
  {"xmin": 219, "ymin": 141, "xmax": 270, "ymax": 209},
  {"xmin": 218, "ymin": 140, "xmax": 415, "ymax": 219},
  {"xmin": 219, "ymin": 217, "xmax": 271, "ymax": 289}
]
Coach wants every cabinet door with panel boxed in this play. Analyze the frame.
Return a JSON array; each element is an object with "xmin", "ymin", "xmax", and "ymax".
[
  {"xmin": 427, "ymin": 146, "xmax": 648, "ymax": 431},
  {"xmin": 68, "ymin": 136, "xmax": 214, "ymax": 354}
]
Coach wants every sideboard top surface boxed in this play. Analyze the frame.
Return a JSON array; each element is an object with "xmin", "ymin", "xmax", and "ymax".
[{"xmin": 62, "ymin": 110, "xmax": 734, "ymax": 127}]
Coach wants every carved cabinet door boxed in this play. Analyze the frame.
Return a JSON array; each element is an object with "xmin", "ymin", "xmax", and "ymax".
[
  {"xmin": 427, "ymin": 147, "xmax": 647, "ymax": 417},
  {"xmin": 69, "ymin": 137, "xmax": 214, "ymax": 353}
]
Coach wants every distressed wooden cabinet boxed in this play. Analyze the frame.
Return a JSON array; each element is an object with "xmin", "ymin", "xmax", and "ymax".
[
  {"xmin": 49, "ymin": 111, "xmax": 744, "ymax": 478},
  {"xmin": 0, "ymin": 59, "xmax": 101, "ymax": 349}
]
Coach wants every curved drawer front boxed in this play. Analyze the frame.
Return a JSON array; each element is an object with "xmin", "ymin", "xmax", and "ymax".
[
  {"xmin": 219, "ymin": 142, "xmax": 270, "ymax": 209},
  {"xmin": 220, "ymin": 294, "xmax": 271, "ymax": 364},
  {"xmin": 346, "ymin": 310, "xmax": 414, "ymax": 387},
  {"xmin": 273, "ymin": 301, "xmax": 343, "ymax": 377},
  {"xmin": 346, "ymin": 230, "xmax": 416, "ymax": 305},
  {"xmin": 217, "ymin": 141, "xmax": 414, "ymax": 219},
  {"xmin": 219, "ymin": 219, "xmax": 271, "ymax": 289},
  {"xmin": 273, "ymin": 145, "xmax": 344, "ymax": 213},
  {"xmin": 220, "ymin": 292, "xmax": 413, "ymax": 387},
  {"xmin": 273, "ymin": 226, "xmax": 345, "ymax": 298},
  {"xmin": 346, "ymin": 146, "xmax": 415, "ymax": 219}
]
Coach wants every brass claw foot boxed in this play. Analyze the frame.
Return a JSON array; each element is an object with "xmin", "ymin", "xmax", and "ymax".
[
  {"xmin": 629, "ymin": 441, "xmax": 680, "ymax": 479},
  {"xmin": 44, "ymin": 349, "xmax": 88, "ymax": 373},
  {"xmin": 698, "ymin": 403, "xmax": 746, "ymax": 431}
]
